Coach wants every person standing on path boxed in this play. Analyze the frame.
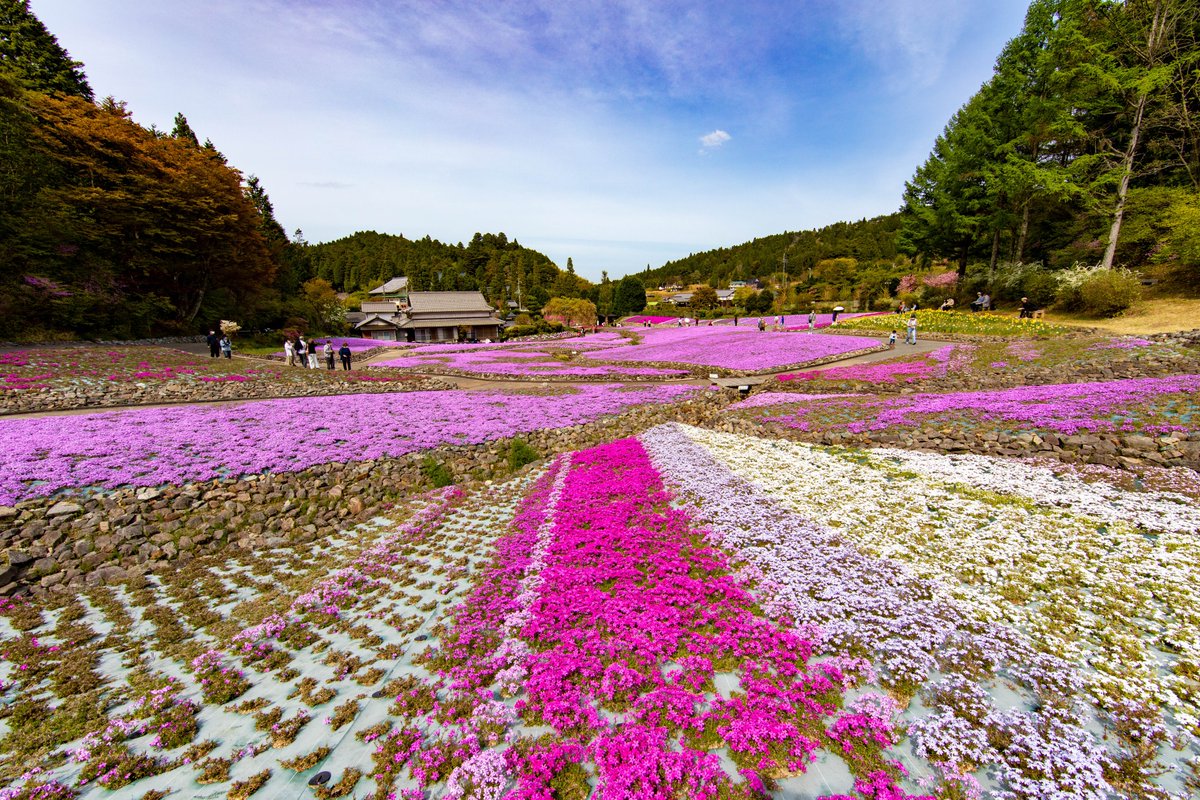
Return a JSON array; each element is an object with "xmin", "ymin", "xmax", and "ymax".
[
  {"xmin": 888, "ymin": 330, "xmax": 897, "ymax": 349},
  {"xmin": 206, "ymin": 330, "xmax": 220, "ymax": 358},
  {"xmin": 284, "ymin": 338, "xmax": 296, "ymax": 366},
  {"xmin": 296, "ymin": 337, "xmax": 308, "ymax": 368},
  {"xmin": 807, "ymin": 309, "xmax": 816, "ymax": 332},
  {"xmin": 307, "ymin": 340, "xmax": 320, "ymax": 369},
  {"xmin": 339, "ymin": 342, "xmax": 352, "ymax": 370},
  {"xmin": 220, "ymin": 335, "xmax": 232, "ymax": 359},
  {"xmin": 324, "ymin": 340, "xmax": 335, "ymax": 370},
  {"xmin": 906, "ymin": 315, "xmax": 918, "ymax": 345}
]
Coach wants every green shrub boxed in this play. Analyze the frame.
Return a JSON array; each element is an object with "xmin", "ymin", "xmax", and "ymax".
[
  {"xmin": 508, "ymin": 439, "xmax": 540, "ymax": 471},
  {"xmin": 1077, "ymin": 268, "xmax": 1142, "ymax": 316},
  {"xmin": 420, "ymin": 457, "xmax": 454, "ymax": 488},
  {"xmin": 1021, "ymin": 271, "xmax": 1060, "ymax": 310}
]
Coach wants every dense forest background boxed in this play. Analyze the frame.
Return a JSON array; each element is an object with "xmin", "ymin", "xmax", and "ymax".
[
  {"xmin": 898, "ymin": 0, "xmax": 1199, "ymax": 285},
  {"xmin": 2, "ymin": 0, "xmax": 1197, "ymax": 339}
]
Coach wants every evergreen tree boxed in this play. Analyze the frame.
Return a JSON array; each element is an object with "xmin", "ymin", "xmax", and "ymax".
[
  {"xmin": 614, "ymin": 275, "xmax": 647, "ymax": 316},
  {"xmin": 171, "ymin": 112, "xmax": 199, "ymax": 147},
  {"xmin": 0, "ymin": 0, "xmax": 91, "ymax": 99}
]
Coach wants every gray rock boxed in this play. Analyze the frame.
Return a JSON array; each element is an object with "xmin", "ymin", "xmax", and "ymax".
[{"xmin": 47, "ymin": 501, "xmax": 83, "ymax": 517}]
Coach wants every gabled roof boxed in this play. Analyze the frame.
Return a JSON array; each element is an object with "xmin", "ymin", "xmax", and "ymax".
[
  {"xmin": 354, "ymin": 313, "xmax": 403, "ymax": 329},
  {"xmin": 368, "ymin": 277, "xmax": 409, "ymax": 295},
  {"xmin": 408, "ymin": 291, "xmax": 495, "ymax": 314}
]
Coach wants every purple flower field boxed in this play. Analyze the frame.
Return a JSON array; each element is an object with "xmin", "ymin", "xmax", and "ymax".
[
  {"xmin": 371, "ymin": 348, "xmax": 686, "ymax": 377},
  {"xmin": 738, "ymin": 374, "xmax": 1200, "ymax": 436},
  {"xmin": 0, "ymin": 384, "xmax": 701, "ymax": 503},
  {"xmin": 584, "ymin": 327, "xmax": 881, "ymax": 371}
]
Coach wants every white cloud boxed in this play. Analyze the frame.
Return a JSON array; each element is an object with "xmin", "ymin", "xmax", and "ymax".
[{"xmin": 699, "ymin": 129, "xmax": 732, "ymax": 150}]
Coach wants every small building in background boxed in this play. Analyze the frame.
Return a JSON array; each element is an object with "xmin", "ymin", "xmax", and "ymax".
[{"xmin": 354, "ymin": 284, "xmax": 502, "ymax": 342}]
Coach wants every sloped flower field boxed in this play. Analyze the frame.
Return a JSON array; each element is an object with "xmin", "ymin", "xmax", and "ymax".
[
  {"xmin": 582, "ymin": 327, "xmax": 882, "ymax": 373},
  {"xmin": 5, "ymin": 422, "xmax": 1198, "ymax": 798},
  {"xmin": 646, "ymin": 424, "xmax": 1200, "ymax": 799},
  {"xmin": 371, "ymin": 327, "xmax": 883, "ymax": 378},
  {"xmin": 734, "ymin": 374, "xmax": 1200, "ymax": 437},
  {"xmin": 0, "ymin": 384, "xmax": 701, "ymax": 504}
]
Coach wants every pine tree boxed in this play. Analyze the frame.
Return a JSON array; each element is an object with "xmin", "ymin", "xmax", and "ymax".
[
  {"xmin": 171, "ymin": 112, "xmax": 199, "ymax": 146},
  {"xmin": 0, "ymin": 0, "xmax": 92, "ymax": 99}
]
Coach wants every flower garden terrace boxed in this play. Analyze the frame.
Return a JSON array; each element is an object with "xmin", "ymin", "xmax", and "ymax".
[
  {"xmin": 367, "ymin": 326, "xmax": 890, "ymax": 380},
  {"xmin": 3, "ymin": 424, "xmax": 1199, "ymax": 799},
  {"xmin": 2, "ymin": 325, "xmax": 1200, "ymax": 799},
  {"xmin": 0, "ymin": 346, "xmax": 450, "ymax": 415}
]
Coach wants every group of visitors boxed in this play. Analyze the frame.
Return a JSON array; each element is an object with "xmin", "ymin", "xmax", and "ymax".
[
  {"xmin": 206, "ymin": 330, "xmax": 232, "ymax": 359},
  {"xmin": 283, "ymin": 336, "xmax": 353, "ymax": 370},
  {"xmin": 970, "ymin": 292, "xmax": 993, "ymax": 311}
]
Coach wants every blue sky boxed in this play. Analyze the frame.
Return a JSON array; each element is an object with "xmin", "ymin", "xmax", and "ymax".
[{"xmin": 33, "ymin": 0, "xmax": 1030, "ymax": 281}]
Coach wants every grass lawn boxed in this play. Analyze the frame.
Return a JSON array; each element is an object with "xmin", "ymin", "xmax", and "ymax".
[{"xmin": 1051, "ymin": 296, "xmax": 1200, "ymax": 335}]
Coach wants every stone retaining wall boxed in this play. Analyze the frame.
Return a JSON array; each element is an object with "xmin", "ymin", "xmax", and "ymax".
[{"xmin": 0, "ymin": 393, "xmax": 730, "ymax": 597}]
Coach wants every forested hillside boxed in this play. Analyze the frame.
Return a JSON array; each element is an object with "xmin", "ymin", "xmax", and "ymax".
[
  {"xmin": 0, "ymin": 0, "xmax": 297, "ymax": 339},
  {"xmin": 305, "ymin": 231, "xmax": 586, "ymax": 311},
  {"xmin": 644, "ymin": 215, "xmax": 902, "ymax": 288},
  {"xmin": 900, "ymin": 0, "xmax": 1199, "ymax": 283}
]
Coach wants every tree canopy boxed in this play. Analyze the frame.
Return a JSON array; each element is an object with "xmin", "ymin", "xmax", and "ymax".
[
  {"xmin": 900, "ymin": 0, "xmax": 1200, "ymax": 283},
  {"xmin": 305, "ymin": 230, "xmax": 584, "ymax": 309},
  {"xmin": 0, "ymin": 0, "xmax": 91, "ymax": 98}
]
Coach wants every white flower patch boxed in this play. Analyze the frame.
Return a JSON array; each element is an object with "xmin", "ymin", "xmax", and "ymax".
[
  {"xmin": 640, "ymin": 424, "xmax": 1119, "ymax": 797},
  {"xmin": 861, "ymin": 447, "xmax": 1200, "ymax": 535},
  {"xmin": 673, "ymin": 426, "xmax": 1200, "ymax": 750}
]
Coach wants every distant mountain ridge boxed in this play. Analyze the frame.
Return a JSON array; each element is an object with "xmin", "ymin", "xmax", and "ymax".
[{"xmin": 641, "ymin": 214, "xmax": 902, "ymax": 288}]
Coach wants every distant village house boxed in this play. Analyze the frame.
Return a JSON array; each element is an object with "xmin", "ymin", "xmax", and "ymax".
[{"xmin": 354, "ymin": 278, "xmax": 502, "ymax": 342}]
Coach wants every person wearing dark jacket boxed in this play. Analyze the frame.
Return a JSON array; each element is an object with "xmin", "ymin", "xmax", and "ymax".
[
  {"xmin": 206, "ymin": 330, "xmax": 220, "ymax": 358},
  {"xmin": 339, "ymin": 342, "xmax": 352, "ymax": 370}
]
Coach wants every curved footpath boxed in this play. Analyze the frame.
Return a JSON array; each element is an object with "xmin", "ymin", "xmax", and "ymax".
[{"xmin": 3, "ymin": 334, "xmax": 943, "ymax": 418}]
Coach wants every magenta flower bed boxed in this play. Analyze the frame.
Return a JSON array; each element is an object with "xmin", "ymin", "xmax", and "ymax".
[
  {"xmin": 746, "ymin": 375, "xmax": 1200, "ymax": 436},
  {"xmin": 372, "ymin": 348, "xmax": 686, "ymax": 377},
  {"xmin": 584, "ymin": 327, "xmax": 879, "ymax": 371},
  {"xmin": 408, "ymin": 438, "xmax": 926, "ymax": 799},
  {"xmin": 622, "ymin": 315, "xmax": 677, "ymax": 325},
  {"xmin": 780, "ymin": 357, "xmax": 939, "ymax": 385},
  {"xmin": 0, "ymin": 385, "xmax": 700, "ymax": 503}
]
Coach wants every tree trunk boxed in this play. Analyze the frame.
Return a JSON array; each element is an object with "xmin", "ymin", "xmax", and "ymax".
[
  {"xmin": 1102, "ymin": 0, "xmax": 1169, "ymax": 269},
  {"xmin": 1016, "ymin": 200, "xmax": 1031, "ymax": 264},
  {"xmin": 989, "ymin": 228, "xmax": 1000, "ymax": 284},
  {"xmin": 1102, "ymin": 91, "xmax": 1148, "ymax": 269}
]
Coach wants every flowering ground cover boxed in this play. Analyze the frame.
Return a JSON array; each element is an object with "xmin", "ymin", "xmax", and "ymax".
[
  {"xmin": 0, "ymin": 439, "xmax": 935, "ymax": 800},
  {"xmin": 8, "ymin": 422, "xmax": 1198, "ymax": 798},
  {"xmin": 621, "ymin": 315, "xmax": 677, "ymax": 325},
  {"xmin": 776, "ymin": 335, "xmax": 1194, "ymax": 390},
  {"xmin": 582, "ymin": 326, "xmax": 883, "ymax": 373},
  {"xmin": 371, "ymin": 347, "xmax": 687, "ymax": 379},
  {"xmin": 734, "ymin": 374, "xmax": 1200, "ymax": 437},
  {"xmin": 834, "ymin": 310, "xmax": 1073, "ymax": 338},
  {"xmin": 0, "ymin": 346, "xmax": 431, "ymax": 415},
  {"xmin": 779, "ymin": 345, "xmax": 969, "ymax": 385},
  {"xmin": 0, "ymin": 347, "xmax": 268, "ymax": 392},
  {"xmin": 0, "ymin": 384, "xmax": 701, "ymax": 504},
  {"xmin": 0, "ymin": 479, "xmax": 531, "ymax": 799},
  {"xmin": 646, "ymin": 424, "xmax": 1200, "ymax": 798}
]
